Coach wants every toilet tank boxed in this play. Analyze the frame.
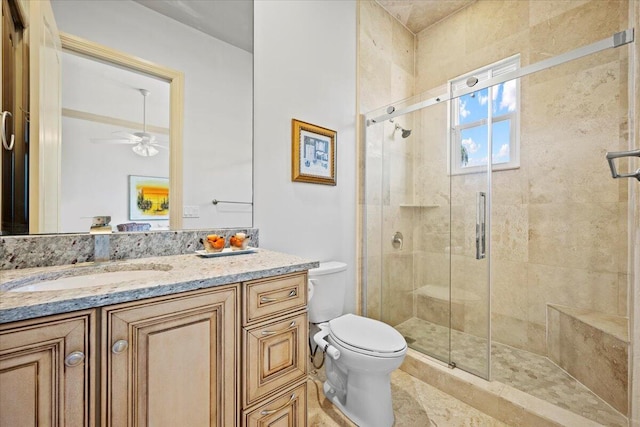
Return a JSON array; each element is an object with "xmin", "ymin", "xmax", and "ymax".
[{"xmin": 308, "ymin": 261, "xmax": 347, "ymax": 323}]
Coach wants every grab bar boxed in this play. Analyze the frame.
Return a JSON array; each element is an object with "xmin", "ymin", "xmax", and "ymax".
[
  {"xmin": 606, "ymin": 149, "xmax": 640, "ymax": 181},
  {"xmin": 476, "ymin": 192, "xmax": 486, "ymax": 260}
]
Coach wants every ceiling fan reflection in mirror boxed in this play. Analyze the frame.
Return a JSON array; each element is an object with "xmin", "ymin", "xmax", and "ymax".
[{"xmin": 91, "ymin": 88, "xmax": 167, "ymax": 157}]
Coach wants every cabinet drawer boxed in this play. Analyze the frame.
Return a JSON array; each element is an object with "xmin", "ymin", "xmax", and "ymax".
[
  {"xmin": 243, "ymin": 381, "xmax": 307, "ymax": 427},
  {"xmin": 244, "ymin": 273, "xmax": 307, "ymax": 325},
  {"xmin": 243, "ymin": 311, "xmax": 308, "ymax": 406}
]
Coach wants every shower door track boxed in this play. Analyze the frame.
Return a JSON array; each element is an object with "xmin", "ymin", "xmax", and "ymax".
[{"xmin": 366, "ymin": 29, "xmax": 635, "ymax": 126}]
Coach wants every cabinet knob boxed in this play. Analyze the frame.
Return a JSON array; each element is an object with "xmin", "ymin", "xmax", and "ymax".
[
  {"xmin": 64, "ymin": 351, "xmax": 85, "ymax": 367},
  {"xmin": 112, "ymin": 339, "xmax": 129, "ymax": 354},
  {"xmin": 260, "ymin": 393, "xmax": 296, "ymax": 415}
]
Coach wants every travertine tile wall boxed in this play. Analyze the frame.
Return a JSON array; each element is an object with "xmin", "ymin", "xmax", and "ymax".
[
  {"xmin": 359, "ymin": 0, "xmax": 415, "ymax": 324},
  {"xmin": 360, "ymin": 0, "xmax": 632, "ymax": 358}
]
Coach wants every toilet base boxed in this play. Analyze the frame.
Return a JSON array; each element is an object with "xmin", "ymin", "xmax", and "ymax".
[
  {"xmin": 323, "ymin": 381, "xmax": 368, "ymax": 427},
  {"xmin": 322, "ymin": 375, "xmax": 395, "ymax": 427}
]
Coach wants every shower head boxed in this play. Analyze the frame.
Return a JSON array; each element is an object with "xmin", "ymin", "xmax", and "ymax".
[{"xmin": 395, "ymin": 123, "xmax": 412, "ymax": 138}]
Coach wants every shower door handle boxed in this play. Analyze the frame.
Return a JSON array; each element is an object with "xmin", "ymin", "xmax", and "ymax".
[{"xmin": 476, "ymin": 192, "xmax": 486, "ymax": 260}]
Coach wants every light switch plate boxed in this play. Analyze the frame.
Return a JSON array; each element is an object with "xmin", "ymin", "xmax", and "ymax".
[{"xmin": 183, "ymin": 205, "xmax": 200, "ymax": 218}]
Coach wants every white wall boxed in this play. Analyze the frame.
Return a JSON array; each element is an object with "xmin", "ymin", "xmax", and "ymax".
[
  {"xmin": 254, "ymin": 1, "xmax": 358, "ymax": 313},
  {"xmin": 51, "ymin": 0, "xmax": 252, "ymax": 229}
]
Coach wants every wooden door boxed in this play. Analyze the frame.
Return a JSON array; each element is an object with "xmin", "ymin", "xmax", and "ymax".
[
  {"xmin": 0, "ymin": 311, "xmax": 95, "ymax": 426},
  {"xmin": 102, "ymin": 285, "xmax": 239, "ymax": 427},
  {"xmin": 1, "ymin": 0, "xmax": 28, "ymax": 234}
]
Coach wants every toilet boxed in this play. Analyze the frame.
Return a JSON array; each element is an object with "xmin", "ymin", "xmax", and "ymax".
[{"xmin": 308, "ymin": 262, "xmax": 407, "ymax": 427}]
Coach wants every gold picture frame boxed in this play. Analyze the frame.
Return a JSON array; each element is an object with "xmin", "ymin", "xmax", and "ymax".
[{"xmin": 291, "ymin": 119, "xmax": 337, "ymax": 185}]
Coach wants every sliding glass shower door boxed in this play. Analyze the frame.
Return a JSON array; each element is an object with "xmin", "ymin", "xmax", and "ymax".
[
  {"xmin": 447, "ymin": 79, "xmax": 498, "ymax": 379},
  {"xmin": 365, "ymin": 87, "xmax": 492, "ymax": 379}
]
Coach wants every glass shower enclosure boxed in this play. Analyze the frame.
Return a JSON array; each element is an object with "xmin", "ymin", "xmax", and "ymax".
[{"xmin": 363, "ymin": 28, "xmax": 634, "ymax": 383}]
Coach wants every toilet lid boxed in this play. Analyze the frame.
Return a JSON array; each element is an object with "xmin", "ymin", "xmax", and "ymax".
[{"xmin": 328, "ymin": 314, "xmax": 407, "ymax": 355}]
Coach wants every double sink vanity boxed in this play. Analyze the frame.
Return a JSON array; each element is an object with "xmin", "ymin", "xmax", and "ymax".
[{"xmin": 0, "ymin": 233, "xmax": 317, "ymax": 426}]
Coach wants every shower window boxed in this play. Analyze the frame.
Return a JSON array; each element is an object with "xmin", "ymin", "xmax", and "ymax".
[{"xmin": 450, "ymin": 55, "xmax": 520, "ymax": 175}]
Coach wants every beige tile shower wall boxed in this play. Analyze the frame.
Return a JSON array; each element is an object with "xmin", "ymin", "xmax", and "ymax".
[
  {"xmin": 359, "ymin": 0, "xmax": 416, "ymax": 322},
  {"xmin": 414, "ymin": 0, "xmax": 630, "ymax": 354},
  {"xmin": 412, "ymin": 97, "xmax": 451, "ymax": 302}
]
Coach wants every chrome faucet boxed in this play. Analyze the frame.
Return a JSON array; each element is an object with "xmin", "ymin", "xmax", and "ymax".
[{"xmin": 90, "ymin": 216, "xmax": 112, "ymax": 262}]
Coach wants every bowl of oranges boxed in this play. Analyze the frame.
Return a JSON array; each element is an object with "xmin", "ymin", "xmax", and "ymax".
[
  {"xmin": 203, "ymin": 234, "xmax": 226, "ymax": 252},
  {"xmin": 229, "ymin": 232, "xmax": 250, "ymax": 251}
]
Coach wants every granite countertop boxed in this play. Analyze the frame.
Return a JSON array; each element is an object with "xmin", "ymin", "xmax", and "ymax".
[{"xmin": 0, "ymin": 249, "xmax": 318, "ymax": 324}]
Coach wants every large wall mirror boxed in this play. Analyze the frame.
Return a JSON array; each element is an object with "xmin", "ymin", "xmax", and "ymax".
[{"xmin": 2, "ymin": 0, "xmax": 253, "ymax": 235}]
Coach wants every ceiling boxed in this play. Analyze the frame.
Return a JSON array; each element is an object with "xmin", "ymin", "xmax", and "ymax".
[
  {"xmin": 131, "ymin": 1, "xmax": 472, "ymax": 54},
  {"xmin": 133, "ymin": 0, "xmax": 253, "ymax": 53},
  {"xmin": 376, "ymin": 0, "xmax": 475, "ymax": 34}
]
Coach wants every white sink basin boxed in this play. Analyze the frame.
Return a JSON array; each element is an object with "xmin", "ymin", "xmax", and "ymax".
[{"xmin": 5, "ymin": 265, "xmax": 172, "ymax": 293}]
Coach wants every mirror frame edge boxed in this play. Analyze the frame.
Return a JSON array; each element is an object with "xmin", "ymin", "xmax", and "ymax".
[{"xmin": 58, "ymin": 31, "xmax": 184, "ymax": 230}]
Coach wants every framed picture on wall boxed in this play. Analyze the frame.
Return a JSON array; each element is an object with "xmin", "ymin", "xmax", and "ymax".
[
  {"xmin": 129, "ymin": 175, "xmax": 169, "ymax": 220},
  {"xmin": 291, "ymin": 119, "xmax": 337, "ymax": 186}
]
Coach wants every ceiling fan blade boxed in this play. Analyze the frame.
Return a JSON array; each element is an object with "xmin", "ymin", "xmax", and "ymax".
[
  {"xmin": 91, "ymin": 138, "xmax": 138, "ymax": 145},
  {"xmin": 112, "ymin": 131, "xmax": 143, "ymax": 141}
]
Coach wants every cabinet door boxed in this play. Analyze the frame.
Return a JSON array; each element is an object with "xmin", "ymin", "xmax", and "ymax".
[
  {"xmin": 0, "ymin": 311, "xmax": 95, "ymax": 427},
  {"xmin": 103, "ymin": 285, "xmax": 239, "ymax": 427},
  {"xmin": 243, "ymin": 311, "xmax": 307, "ymax": 407}
]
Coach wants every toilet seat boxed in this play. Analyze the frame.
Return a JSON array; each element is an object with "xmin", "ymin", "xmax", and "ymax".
[{"xmin": 328, "ymin": 314, "xmax": 407, "ymax": 358}]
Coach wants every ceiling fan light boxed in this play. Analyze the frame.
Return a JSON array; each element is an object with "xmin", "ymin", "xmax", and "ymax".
[{"xmin": 132, "ymin": 143, "xmax": 159, "ymax": 157}]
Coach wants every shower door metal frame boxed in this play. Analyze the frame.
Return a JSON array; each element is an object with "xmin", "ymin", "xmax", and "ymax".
[{"xmin": 366, "ymin": 29, "xmax": 634, "ymax": 126}]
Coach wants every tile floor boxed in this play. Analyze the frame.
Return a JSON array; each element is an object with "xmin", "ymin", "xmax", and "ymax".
[
  {"xmin": 307, "ymin": 366, "xmax": 509, "ymax": 426},
  {"xmin": 395, "ymin": 317, "xmax": 627, "ymax": 427}
]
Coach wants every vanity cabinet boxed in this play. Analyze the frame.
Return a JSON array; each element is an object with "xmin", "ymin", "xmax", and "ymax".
[
  {"xmin": 102, "ymin": 284, "xmax": 239, "ymax": 427},
  {"xmin": 0, "ymin": 266, "xmax": 312, "ymax": 427},
  {"xmin": 0, "ymin": 310, "xmax": 95, "ymax": 426},
  {"xmin": 241, "ymin": 272, "xmax": 308, "ymax": 426}
]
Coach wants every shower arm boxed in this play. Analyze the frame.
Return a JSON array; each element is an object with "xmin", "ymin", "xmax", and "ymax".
[{"xmin": 606, "ymin": 149, "xmax": 640, "ymax": 181}]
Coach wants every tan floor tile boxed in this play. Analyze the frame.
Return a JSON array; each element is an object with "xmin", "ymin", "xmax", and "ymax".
[{"xmin": 307, "ymin": 368, "xmax": 509, "ymax": 426}]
